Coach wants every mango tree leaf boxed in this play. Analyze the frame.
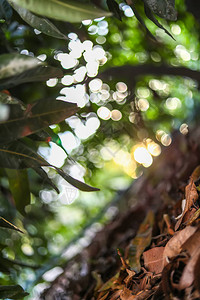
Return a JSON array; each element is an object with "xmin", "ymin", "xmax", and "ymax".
[
  {"xmin": 106, "ymin": 0, "xmax": 122, "ymax": 20},
  {"xmin": 0, "ymin": 141, "xmax": 49, "ymax": 169},
  {"xmin": 11, "ymin": 0, "xmax": 112, "ymax": 23},
  {"xmin": 0, "ymin": 217, "xmax": 23, "ymax": 233},
  {"xmin": 143, "ymin": 0, "xmax": 177, "ymax": 20},
  {"xmin": 144, "ymin": 4, "xmax": 175, "ymax": 40},
  {"xmin": 0, "ymin": 64, "xmax": 63, "ymax": 90},
  {"xmin": 0, "ymin": 99, "xmax": 78, "ymax": 144},
  {"xmin": 8, "ymin": 1, "xmax": 67, "ymax": 39},
  {"xmin": 5, "ymin": 169, "xmax": 30, "ymax": 214},
  {"xmin": 0, "ymin": 141, "xmax": 99, "ymax": 192},
  {"xmin": 129, "ymin": 2, "xmax": 156, "ymax": 40},
  {"xmin": 0, "ymin": 0, "xmax": 12, "ymax": 21},
  {"xmin": 0, "ymin": 284, "xmax": 28, "ymax": 299},
  {"xmin": 56, "ymin": 168, "xmax": 100, "ymax": 192},
  {"xmin": 0, "ymin": 53, "xmax": 41, "ymax": 80},
  {"xmin": 29, "ymin": 128, "xmax": 70, "ymax": 157},
  {"xmin": 33, "ymin": 166, "xmax": 59, "ymax": 193}
]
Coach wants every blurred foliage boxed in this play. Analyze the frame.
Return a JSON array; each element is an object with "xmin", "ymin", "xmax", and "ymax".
[{"xmin": 0, "ymin": 0, "xmax": 200, "ymax": 298}]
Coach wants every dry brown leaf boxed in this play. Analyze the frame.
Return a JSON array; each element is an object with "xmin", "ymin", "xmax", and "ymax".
[
  {"xmin": 120, "ymin": 287, "xmax": 136, "ymax": 299},
  {"xmin": 143, "ymin": 247, "xmax": 165, "ymax": 274},
  {"xmin": 182, "ymin": 207, "xmax": 197, "ymax": 225},
  {"xmin": 124, "ymin": 269, "xmax": 136, "ymax": 286},
  {"xmin": 182, "ymin": 226, "xmax": 200, "ymax": 256},
  {"xmin": 185, "ymin": 208, "xmax": 200, "ymax": 225},
  {"xmin": 175, "ymin": 178, "xmax": 198, "ymax": 230},
  {"xmin": 163, "ymin": 226, "xmax": 197, "ymax": 266},
  {"xmin": 191, "ymin": 165, "xmax": 200, "ymax": 181},
  {"xmin": 97, "ymin": 291, "xmax": 110, "ymax": 300},
  {"xmin": 179, "ymin": 247, "xmax": 200, "ymax": 289},
  {"xmin": 194, "ymin": 253, "xmax": 200, "ymax": 292},
  {"xmin": 110, "ymin": 290, "xmax": 121, "ymax": 300}
]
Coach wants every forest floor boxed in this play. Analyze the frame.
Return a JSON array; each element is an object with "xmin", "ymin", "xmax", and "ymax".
[{"xmin": 42, "ymin": 129, "xmax": 200, "ymax": 300}]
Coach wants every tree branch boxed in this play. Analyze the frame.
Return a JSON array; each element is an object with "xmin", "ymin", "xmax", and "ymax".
[{"xmin": 98, "ymin": 64, "xmax": 200, "ymax": 85}]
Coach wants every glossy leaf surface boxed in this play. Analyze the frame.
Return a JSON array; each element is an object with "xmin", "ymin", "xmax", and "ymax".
[
  {"xmin": 0, "ymin": 284, "xmax": 28, "ymax": 299},
  {"xmin": 0, "ymin": 53, "xmax": 40, "ymax": 80},
  {"xmin": 6, "ymin": 169, "xmax": 30, "ymax": 214},
  {"xmin": 0, "ymin": 64, "xmax": 63, "ymax": 90},
  {"xmin": 0, "ymin": 141, "xmax": 99, "ymax": 191},
  {"xmin": 11, "ymin": 0, "xmax": 111, "ymax": 23},
  {"xmin": 0, "ymin": 99, "xmax": 78, "ymax": 144},
  {"xmin": 9, "ymin": 1, "xmax": 67, "ymax": 39}
]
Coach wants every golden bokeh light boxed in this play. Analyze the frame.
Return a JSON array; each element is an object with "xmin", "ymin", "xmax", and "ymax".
[
  {"xmin": 97, "ymin": 107, "xmax": 111, "ymax": 120},
  {"xmin": 161, "ymin": 133, "xmax": 172, "ymax": 146},
  {"xmin": 133, "ymin": 146, "xmax": 153, "ymax": 167},
  {"xmin": 111, "ymin": 109, "xmax": 122, "ymax": 121},
  {"xmin": 137, "ymin": 98, "xmax": 149, "ymax": 111},
  {"xmin": 179, "ymin": 123, "xmax": 189, "ymax": 135},
  {"xmin": 146, "ymin": 139, "xmax": 161, "ymax": 156}
]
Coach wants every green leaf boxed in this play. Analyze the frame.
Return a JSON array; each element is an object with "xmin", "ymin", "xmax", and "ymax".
[
  {"xmin": 129, "ymin": 2, "xmax": 156, "ymax": 41},
  {"xmin": 0, "ymin": 141, "xmax": 48, "ymax": 169},
  {"xmin": 0, "ymin": 217, "xmax": 24, "ymax": 233},
  {"xmin": 106, "ymin": 0, "xmax": 122, "ymax": 20},
  {"xmin": 11, "ymin": 0, "xmax": 112, "ymax": 23},
  {"xmin": 0, "ymin": 141, "xmax": 99, "ymax": 192},
  {"xmin": 143, "ymin": 0, "xmax": 177, "ymax": 21},
  {"xmin": 8, "ymin": 1, "xmax": 67, "ymax": 39},
  {"xmin": 56, "ymin": 168, "xmax": 100, "ymax": 192},
  {"xmin": 0, "ymin": 64, "xmax": 63, "ymax": 90},
  {"xmin": 0, "ymin": 284, "xmax": 28, "ymax": 299},
  {"xmin": 0, "ymin": 98, "xmax": 78, "ymax": 143},
  {"xmin": 33, "ymin": 166, "xmax": 59, "ymax": 193},
  {"xmin": 6, "ymin": 169, "xmax": 30, "ymax": 214},
  {"xmin": 0, "ymin": 0, "xmax": 13, "ymax": 21},
  {"xmin": 144, "ymin": 4, "xmax": 175, "ymax": 40},
  {"xmin": 0, "ymin": 53, "xmax": 41, "ymax": 81}
]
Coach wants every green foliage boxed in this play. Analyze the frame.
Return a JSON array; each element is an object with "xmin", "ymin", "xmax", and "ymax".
[
  {"xmin": 10, "ymin": 0, "xmax": 111, "ymax": 22},
  {"xmin": 0, "ymin": 0, "xmax": 200, "ymax": 298},
  {"xmin": 8, "ymin": 1, "xmax": 67, "ymax": 39},
  {"xmin": 0, "ymin": 285, "xmax": 28, "ymax": 299}
]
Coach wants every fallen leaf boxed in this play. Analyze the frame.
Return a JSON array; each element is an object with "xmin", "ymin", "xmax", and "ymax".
[
  {"xmin": 185, "ymin": 207, "xmax": 200, "ymax": 225},
  {"xmin": 120, "ymin": 287, "xmax": 135, "ymax": 300},
  {"xmin": 175, "ymin": 178, "xmax": 198, "ymax": 230},
  {"xmin": 110, "ymin": 290, "xmax": 121, "ymax": 300},
  {"xmin": 178, "ymin": 248, "xmax": 200, "ymax": 289},
  {"xmin": 182, "ymin": 226, "xmax": 200, "ymax": 256},
  {"xmin": 97, "ymin": 291, "xmax": 110, "ymax": 300},
  {"xmin": 194, "ymin": 253, "xmax": 200, "ymax": 292},
  {"xmin": 124, "ymin": 269, "xmax": 136, "ymax": 286},
  {"xmin": 143, "ymin": 247, "xmax": 165, "ymax": 274},
  {"xmin": 163, "ymin": 226, "xmax": 197, "ymax": 266}
]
